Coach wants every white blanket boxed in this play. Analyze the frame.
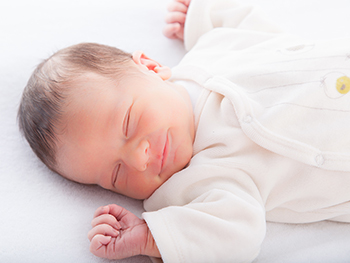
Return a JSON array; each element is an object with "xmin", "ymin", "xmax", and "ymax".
[{"xmin": 0, "ymin": 0, "xmax": 349, "ymax": 262}]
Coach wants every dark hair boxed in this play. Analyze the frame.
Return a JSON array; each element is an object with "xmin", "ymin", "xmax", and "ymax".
[{"xmin": 18, "ymin": 43, "xmax": 132, "ymax": 172}]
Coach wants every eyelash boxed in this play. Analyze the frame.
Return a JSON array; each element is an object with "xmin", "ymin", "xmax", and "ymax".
[
  {"xmin": 123, "ymin": 106, "xmax": 132, "ymax": 137},
  {"xmin": 113, "ymin": 163, "xmax": 121, "ymax": 187}
]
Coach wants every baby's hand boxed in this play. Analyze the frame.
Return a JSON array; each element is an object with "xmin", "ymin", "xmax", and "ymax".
[
  {"xmin": 163, "ymin": 0, "xmax": 191, "ymax": 40},
  {"xmin": 88, "ymin": 204, "xmax": 160, "ymax": 259}
]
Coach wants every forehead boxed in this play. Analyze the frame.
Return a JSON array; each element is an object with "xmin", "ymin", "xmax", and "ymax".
[
  {"xmin": 67, "ymin": 72, "xmax": 116, "ymax": 100},
  {"xmin": 66, "ymin": 66, "xmax": 144, "ymax": 101},
  {"xmin": 62, "ymin": 73, "xmax": 119, "ymax": 136},
  {"xmin": 55, "ymin": 73, "xmax": 124, "ymax": 184}
]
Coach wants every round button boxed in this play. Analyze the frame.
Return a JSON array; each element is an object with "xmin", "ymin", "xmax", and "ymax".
[
  {"xmin": 278, "ymin": 43, "xmax": 314, "ymax": 55},
  {"xmin": 336, "ymin": 76, "xmax": 350, "ymax": 94},
  {"xmin": 315, "ymin": 155, "xmax": 325, "ymax": 166},
  {"xmin": 322, "ymin": 72, "xmax": 349, "ymax": 98},
  {"xmin": 243, "ymin": 115, "xmax": 252, "ymax": 123}
]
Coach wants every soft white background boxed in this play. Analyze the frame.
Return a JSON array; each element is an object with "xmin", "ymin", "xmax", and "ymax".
[{"xmin": 0, "ymin": 0, "xmax": 349, "ymax": 262}]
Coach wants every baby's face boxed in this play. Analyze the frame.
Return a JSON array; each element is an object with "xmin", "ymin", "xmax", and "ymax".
[{"xmin": 56, "ymin": 66, "xmax": 195, "ymax": 199}]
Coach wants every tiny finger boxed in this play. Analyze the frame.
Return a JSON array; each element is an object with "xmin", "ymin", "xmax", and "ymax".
[
  {"xmin": 90, "ymin": 234, "xmax": 111, "ymax": 257},
  {"xmin": 93, "ymin": 205, "xmax": 110, "ymax": 219},
  {"xmin": 91, "ymin": 214, "xmax": 121, "ymax": 230},
  {"xmin": 174, "ymin": 0, "xmax": 191, "ymax": 7},
  {"xmin": 106, "ymin": 204, "xmax": 130, "ymax": 220},
  {"xmin": 165, "ymin": 12, "xmax": 186, "ymax": 24},
  {"xmin": 167, "ymin": 1, "xmax": 188, "ymax": 13},
  {"xmin": 163, "ymin": 23, "xmax": 181, "ymax": 39},
  {"xmin": 88, "ymin": 224, "xmax": 119, "ymax": 241}
]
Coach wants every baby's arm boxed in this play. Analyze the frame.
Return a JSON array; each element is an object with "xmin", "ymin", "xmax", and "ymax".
[
  {"xmin": 166, "ymin": 0, "xmax": 282, "ymax": 51},
  {"xmin": 163, "ymin": 0, "xmax": 191, "ymax": 40},
  {"xmin": 88, "ymin": 205, "xmax": 160, "ymax": 260}
]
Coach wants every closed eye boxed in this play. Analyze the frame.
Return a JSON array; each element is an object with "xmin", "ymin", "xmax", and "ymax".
[
  {"xmin": 123, "ymin": 105, "xmax": 132, "ymax": 137},
  {"xmin": 112, "ymin": 163, "xmax": 121, "ymax": 187}
]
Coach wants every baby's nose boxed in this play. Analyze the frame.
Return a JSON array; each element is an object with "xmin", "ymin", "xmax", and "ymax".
[{"xmin": 128, "ymin": 139, "xmax": 150, "ymax": 172}]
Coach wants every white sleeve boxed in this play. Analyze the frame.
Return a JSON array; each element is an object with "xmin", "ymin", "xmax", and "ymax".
[
  {"xmin": 184, "ymin": 0, "xmax": 282, "ymax": 51},
  {"xmin": 143, "ymin": 188, "xmax": 266, "ymax": 263}
]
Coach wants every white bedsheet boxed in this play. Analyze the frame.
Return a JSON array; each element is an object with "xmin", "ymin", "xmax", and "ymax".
[{"xmin": 0, "ymin": 0, "xmax": 349, "ymax": 262}]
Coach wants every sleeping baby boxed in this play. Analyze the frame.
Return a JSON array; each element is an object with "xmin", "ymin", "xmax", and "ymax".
[{"xmin": 18, "ymin": 0, "xmax": 350, "ymax": 262}]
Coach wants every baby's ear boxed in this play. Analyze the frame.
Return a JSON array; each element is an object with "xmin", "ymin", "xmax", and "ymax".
[{"xmin": 132, "ymin": 51, "xmax": 171, "ymax": 80}]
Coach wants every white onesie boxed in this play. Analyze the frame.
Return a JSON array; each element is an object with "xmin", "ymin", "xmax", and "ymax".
[{"xmin": 143, "ymin": 0, "xmax": 350, "ymax": 262}]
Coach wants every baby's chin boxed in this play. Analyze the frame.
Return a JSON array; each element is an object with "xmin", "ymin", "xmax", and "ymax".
[
  {"xmin": 170, "ymin": 149, "xmax": 192, "ymax": 173},
  {"xmin": 161, "ymin": 152, "xmax": 191, "ymax": 182}
]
